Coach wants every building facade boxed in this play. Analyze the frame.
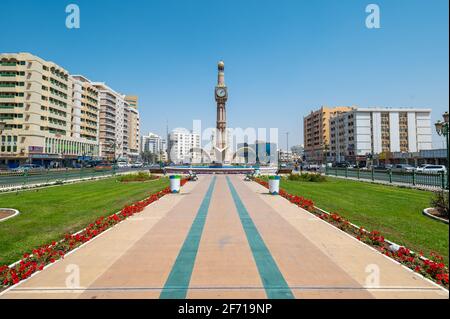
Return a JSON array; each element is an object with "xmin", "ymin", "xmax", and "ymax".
[
  {"xmin": 0, "ymin": 52, "xmax": 141, "ymax": 167},
  {"xmin": 71, "ymin": 75, "xmax": 100, "ymax": 150},
  {"xmin": 93, "ymin": 82, "xmax": 122, "ymax": 161},
  {"xmin": 168, "ymin": 128, "xmax": 201, "ymax": 164},
  {"xmin": 329, "ymin": 107, "xmax": 433, "ymax": 164},
  {"xmin": 142, "ymin": 132, "xmax": 166, "ymax": 162},
  {"xmin": 125, "ymin": 96, "xmax": 140, "ymax": 162},
  {"xmin": 290, "ymin": 144, "xmax": 304, "ymax": 162},
  {"xmin": 0, "ymin": 53, "xmax": 99, "ymax": 168},
  {"xmin": 303, "ymin": 106, "xmax": 354, "ymax": 164}
]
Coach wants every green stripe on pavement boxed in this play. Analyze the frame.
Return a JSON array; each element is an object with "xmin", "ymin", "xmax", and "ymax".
[
  {"xmin": 160, "ymin": 176, "xmax": 217, "ymax": 299},
  {"xmin": 226, "ymin": 176, "xmax": 294, "ymax": 299}
]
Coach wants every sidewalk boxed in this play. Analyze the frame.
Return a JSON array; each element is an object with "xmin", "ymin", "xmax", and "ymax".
[{"xmin": 1, "ymin": 175, "xmax": 447, "ymax": 299}]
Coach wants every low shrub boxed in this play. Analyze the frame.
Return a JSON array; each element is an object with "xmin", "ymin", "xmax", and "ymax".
[
  {"xmin": 287, "ymin": 173, "xmax": 327, "ymax": 182},
  {"xmin": 431, "ymin": 191, "xmax": 449, "ymax": 218},
  {"xmin": 117, "ymin": 172, "xmax": 157, "ymax": 182}
]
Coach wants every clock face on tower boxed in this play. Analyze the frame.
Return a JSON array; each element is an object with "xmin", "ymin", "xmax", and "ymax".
[{"xmin": 216, "ymin": 88, "xmax": 226, "ymax": 98}]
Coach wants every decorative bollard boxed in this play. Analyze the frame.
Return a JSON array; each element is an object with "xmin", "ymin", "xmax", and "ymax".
[
  {"xmin": 268, "ymin": 175, "xmax": 280, "ymax": 195},
  {"xmin": 169, "ymin": 175, "xmax": 181, "ymax": 193}
]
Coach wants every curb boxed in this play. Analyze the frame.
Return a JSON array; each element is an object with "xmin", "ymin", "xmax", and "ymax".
[
  {"xmin": 423, "ymin": 208, "xmax": 449, "ymax": 224},
  {"xmin": 0, "ymin": 208, "xmax": 20, "ymax": 223}
]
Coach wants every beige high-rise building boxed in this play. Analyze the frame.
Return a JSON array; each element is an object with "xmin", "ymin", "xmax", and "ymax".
[
  {"xmin": 71, "ymin": 75, "xmax": 100, "ymax": 144},
  {"xmin": 303, "ymin": 106, "xmax": 354, "ymax": 164},
  {"xmin": 125, "ymin": 95, "xmax": 138, "ymax": 109},
  {"xmin": 0, "ymin": 53, "xmax": 99, "ymax": 167},
  {"xmin": 125, "ymin": 95, "xmax": 140, "ymax": 161}
]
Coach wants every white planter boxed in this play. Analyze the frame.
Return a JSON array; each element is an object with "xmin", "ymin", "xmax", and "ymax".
[
  {"xmin": 268, "ymin": 176, "xmax": 280, "ymax": 195},
  {"xmin": 169, "ymin": 175, "xmax": 181, "ymax": 193}
]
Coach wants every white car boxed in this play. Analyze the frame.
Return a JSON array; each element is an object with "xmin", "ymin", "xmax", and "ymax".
[
  {"xmin": 416, "ymin": 165, "xmax": 447, "ymax": 173},
  {"xmin": 117, "ymin": 162, "xmax": 128, "ymax": 168}
]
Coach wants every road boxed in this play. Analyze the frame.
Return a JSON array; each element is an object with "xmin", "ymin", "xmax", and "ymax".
[
  {"xmin": 0, "ymin": 175, "xmax": 447, "ymax": 299},
  {"xmin": 0, "ymin": 167, "xmax": 146, "ymax": 189}
]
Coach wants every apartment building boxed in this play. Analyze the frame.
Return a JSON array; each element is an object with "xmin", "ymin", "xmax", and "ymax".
[
  {"xmin": 125, "ymin": 95, "xmax": 140, "ymax": 161},
  {"xmin": 329, "ymin": 107, "xmax": 432, "ymax": 163},
  {"xmin": 92, "ymin": 82, "xmax": 126, "ymax": 161},
  {"xmin": 71, "ymin": 75, "xmax": 100, "ymax": 145},
  {"xmin": 142, "ymin": 132, "xmax": 167, "ymax": 162},
  {"xmin": 303, "ymin": 106, "xmax": 354, "ymax": 164},
  {"xmin": 0, "ymin": 53, "xmax": 99, "ymax": 167},
  {"xmin": 125, "ymin": 95, "xmax": 138, "ymax": 109},
  {"xmin": 168, "ymin": 128, "xmax": 201, "ymax": 164}
]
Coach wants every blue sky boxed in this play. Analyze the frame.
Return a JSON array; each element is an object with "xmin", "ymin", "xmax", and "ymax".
[{"xmin": 1, "ymin": 0, "xmax": 448, "ymax": 149}]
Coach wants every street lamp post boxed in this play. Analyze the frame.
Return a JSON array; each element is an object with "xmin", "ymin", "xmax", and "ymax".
[
  {"xmin": 435, "ymin": 111, "xmax": 449, "ymax": 189},
  {"xmin": 106, "ymin": 141, "xmax": 119, "ymax": 173},
  {"xmin": 0, "ymin": 122, "xmax": 5, "ymax": 166}
]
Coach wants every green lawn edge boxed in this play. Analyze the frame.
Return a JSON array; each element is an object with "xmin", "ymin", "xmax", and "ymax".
[
  {"xmin": 265, "ymin": 176, "xmax": 449, "ymax": 265},
  {"xmin": 0, "ymin": 177, "xmax": 169, "ymax": 265}
]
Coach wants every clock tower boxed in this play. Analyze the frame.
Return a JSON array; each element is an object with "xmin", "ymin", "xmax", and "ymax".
[{"xmin": 215, "ymin": 60, "xmax": 228, "ymax": 153}]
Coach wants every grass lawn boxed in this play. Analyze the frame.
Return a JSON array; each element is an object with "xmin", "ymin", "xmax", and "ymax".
[
  {"xmin": 0, "ymin": 177, "xmax": 168, "ymax": 265},
  {"xmin": 278, "ymin": 177, "xmax": 449, "ymax": 265}
]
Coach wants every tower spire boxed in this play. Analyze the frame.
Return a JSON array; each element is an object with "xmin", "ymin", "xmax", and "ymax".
[{"xmin": 217, "ymin": 60, "xmax": 225, "ymax": 87}]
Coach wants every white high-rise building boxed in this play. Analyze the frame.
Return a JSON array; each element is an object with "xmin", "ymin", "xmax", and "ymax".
[
  {"xmin": 330, "ymin": 107, "xmax": 432, "ymax": 163},
  {"xmin": 168, "ymin": 128, "xmax": 201, "ymax": 164},
  {"xmin": 142, "ymin": 132, "xmax": 166, "ymax": 160}
]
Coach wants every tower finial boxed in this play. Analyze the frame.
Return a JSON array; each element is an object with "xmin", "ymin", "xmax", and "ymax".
[{"xmin": 218, "ymin": 60, "xmax": 224, "ymax": 71}]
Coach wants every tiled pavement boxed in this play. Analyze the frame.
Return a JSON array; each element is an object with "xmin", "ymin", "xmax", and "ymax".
[{"xmin": 1, "ymin": 175, "xmax": 447, "ymax": 299}]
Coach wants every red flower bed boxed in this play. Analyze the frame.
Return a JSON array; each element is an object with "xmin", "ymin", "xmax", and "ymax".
[
  {"xmin": 254, "ymin": 178, "xmax": 314, "ymax": 212},
  {"xmin": 253, "ymin": 177, "xmax": 449, "ymax": 289},
  {"xmin": 0, "ymin": 179, "xmax": 188, "ymax": 287}
]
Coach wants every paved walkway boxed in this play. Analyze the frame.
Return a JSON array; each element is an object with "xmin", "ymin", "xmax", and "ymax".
[{"xmin": 1, "ymin": 175, "xmax": 448, "ymax": 299}]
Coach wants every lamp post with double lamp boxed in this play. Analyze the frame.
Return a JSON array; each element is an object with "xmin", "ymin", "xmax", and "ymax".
[{"xmin": 434, "ymin": 111, "xmax": 449, "ymax": 189}]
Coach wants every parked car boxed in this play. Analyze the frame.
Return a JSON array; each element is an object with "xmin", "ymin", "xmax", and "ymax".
[
  {"xmin": 416, "ymin": 164, "xmax": 447, "ymax": 173},
  {"xmin": 391, "ymin": 164, "xmax": 415, "ymax": 173},
  {"xmin": 332, "ymin": 162, "xmax": 350, "ymax": 168},
  {"xmin": 306, "ymin": 164, "xmax": 321, "ymax": 171},
  {"xmin": 12, "ymin": 164, "xmax": 44, "ymax": 173},
  {"xmin": 351, "ymin": 163, "xmax": 367, "ymax": 169},
  {"xmin": 117, "ymin": 162, "xmax": 128, "ymax": 168},
  {"xmin": 371, "ymin": 165, "xmax": 388, "ymax": 171},
  {"xmin": 132, "ymin": 162, "xmax": 144, "ymax": 168}
]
